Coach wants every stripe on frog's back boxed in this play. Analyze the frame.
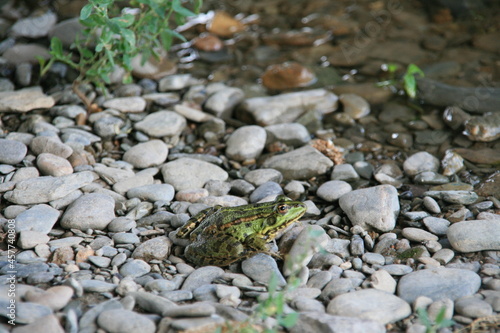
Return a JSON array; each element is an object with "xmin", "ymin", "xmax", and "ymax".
[{"xmin": 204, "ymin": 212, "xmax": 270, "ymax": 233}]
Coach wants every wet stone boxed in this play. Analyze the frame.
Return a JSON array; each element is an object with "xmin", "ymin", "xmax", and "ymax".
[
  {"xmin": 424, "ymin": 190, "xmax": 478, "ymax": 205},
  {"xmin": 204, "ymin": 87, "xmax": 244, "ymax": 118},
  {"xmin": 463, "ymin": 112, "xmax": 500, "ymax": 142},
  {"xmin": 423, "ymin": 196, "xmax": 441, "ymax": 214},
  {"xmin": 339, "ymin": 93, "xmax": 370, "ymax": 119}
]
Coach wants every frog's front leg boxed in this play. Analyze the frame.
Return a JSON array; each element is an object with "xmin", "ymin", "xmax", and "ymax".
[
  {"xmin": 184, "ymin": 234, "xmax": 249, "ymax": 267},
  {"xmin": 243, "ymin": 235, "xmax": 282, "ymax": 259}
]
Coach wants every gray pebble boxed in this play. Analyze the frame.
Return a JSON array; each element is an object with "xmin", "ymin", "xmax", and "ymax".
[
  {"xmin": 107, "ymin": 217, "xmax": 137, "ymax": 232},
  {"xmin": 97, "ymin": 309, "xmax": 155, "ymax": 333},
  {"xmin": 37, "ymin": 153, "xmax": 73, "ymax": 177},
  {"xmin": 0, "ymin": 139, "xmax": 27, "ymax": 164},
  {"xmin": 204, "ymin": 87, "xmax": 244, "ymax": 118},
  {"xmin": 424, "ymin": 190, "xmax": 478, "ymax": 205},
  {"xmin": 403, "ymin": 151, "xmax": 439, "ymax": 177},
  {"xmin": 80, "ymin": 280, "xmax": 117, "ymax": 293},
  {"xmin": 88, "ymin": 256, "xmax": 112, "ymax": 268},
  {"xmin": 382, "ymin": 264, "xmax": 413, "ymax": 276},
  {"xmin": 423, "ymin": 196, "xmax": 441, "ymax": 214},
  {"xmin": 397, "ymin": 268, "xmax": 481, "ymax": 303},
  {"xmin": 161, "ymin": 158, "xmax": 228, "ymax": 191},
  {"xmin": 119, "ymin": 259, "xmax": 151, "ymax": 278},
  {"xmin": 370, "ymin": 269, "xmax": 397, "ymax": 293},
  {"xmin": 455, "ymin": 296, "xmax": 493, "ymax": 318},
  {"xmin": 401, "ymin": 228, "xmax": 439, "ymax": 242},
  {"xmin": 265, "ymin": 123, "xmax": 310, "ymax": 147},
  {"xmin": 327, "ymin": 289, "xmax": 411, "ymax": 324},
  {"xmin": 134, "ymin": 110, "xmax": 186, "ymax": 138},
  {"xmin": 316, "ymin": 180, "xmax": 352, "ymax": 202},
  {"xmin": 448, "ymin": 220, "xmax": 500, "ymax": 252},
  {"xmin": 244, "ymin": 168, "xmax": 283, "ymax": 186},
  {"xmin": 262, "ymin": 145, "xmax": 333, "ymax": 180},
  {"xmin": 339, "ymin": 185, "xmax": 399, "ymax": 232},
  {"xmin": 422, "ymin": 217, "xmax": 450, "ymax": 236},
  {"xmin": 249, "ymin": 181, "xmax": 283, "ymax": 203},
  {"xmin": 123, "ymin": 140, "xmax": 168, "ymax": 169},
  {"xmin": 226, "ymin": 125, "xmax": 266, "ymax": 162},
  {"xmin": 132, "ymin": 236, "xmax": 172, "ymax": 261},
  {"xmin": 241, "ymin": 254, "xmax": 286, "ymax": 286},
  {"xmin": 15, "ymin": 204, "xmax": 60, "ymax": 234},
  {"xmin": 30, "ymin": 136, "xmax": 73, "ymax": 158},
  {"xmin": 181, "ymin": 266, "xmax": 224, "ymax": 291},
  {"xmin": 103, "ymin": 96, "xmax": 146, "ymax": 113},
  {"xmin": 362, "ymin": 253, "xmax": 385, "ymax": 265},
  {"xmin": 113, "ymin": 232, "xmax": 140, "ymax": 244},
  {"xmin": 331, "ymin": 164, "xmax": 360, "ymax": 182},
  {"xmin": 60, "ymin": 193, "xmax": 115, "ymax": 230}
]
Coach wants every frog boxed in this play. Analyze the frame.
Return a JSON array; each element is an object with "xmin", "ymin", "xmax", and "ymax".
[{"xmin": 176, "ymin": 195, "xmax": 307, "ymax": 267}]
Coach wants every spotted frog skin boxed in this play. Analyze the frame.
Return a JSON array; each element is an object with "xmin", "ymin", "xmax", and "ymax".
[{"xmin": 176, "ymin": 195, "xmax": 307, "ymax": 267}]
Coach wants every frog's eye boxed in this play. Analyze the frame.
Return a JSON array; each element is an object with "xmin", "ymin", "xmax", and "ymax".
[{"xmin": 277, "ymin": 204, "xmax": 289, "ymax": 215}]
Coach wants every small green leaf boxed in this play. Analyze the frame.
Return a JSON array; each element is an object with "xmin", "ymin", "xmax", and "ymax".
[
  {"xmin": 80, "ymin": 4, "xmax": 93, "ymax": 20},
  {"xmin": 280, "ymin": 312, "xmax": 298, "ymax": 328},
  {"xmin": 172, "ymin": 0, "xmax": 196, "ymax": 17},
  {"xmin": 121, "ymin": 29, "xmax": 136, "ymax": 48},
  {"xmin": 50, "ymin": 37, "xmax": 64, "ymax": 57}
]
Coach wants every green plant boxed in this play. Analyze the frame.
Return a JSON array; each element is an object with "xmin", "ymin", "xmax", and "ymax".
[
  {"xmin": 377, "ymin": 63, "xmax": 425, "ymax": 99},
  {"xmin": 39, "ymin": 0, "xmax": 202, "ymax": 108},
  {"xmin": 417, "ymin": 306, "xmax": 455, "ymax": 333}
]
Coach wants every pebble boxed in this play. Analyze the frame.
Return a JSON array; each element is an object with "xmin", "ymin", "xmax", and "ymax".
[
  {"xmin": 14, "ymin": 204, "xmax": 60, "ymax": 234},
  {"xmin": 225, "ymin": 125, "xmax": 266, "ymax": 161},
  {"xmin": 119, "ymin": 259, "xmax": 151, "ymax": 278},
  {"xmin": 36, "ymin": 153, "xmax": 73, "ymax": 177},
  {"xmin": 4, "ymin": 171, "xmax": 94, "ymax": 205},
  {"xmin": 0, "ymin": 139, "xmax": 28, "ymax": 164},
  {"xmin": 241, "ymin": 254, "xmax": 286, "ymax": 286},
  {"xmin": 261, "ymin": 61, "xmax": 316, "ymax": 90},
  {"xmin": 113, "ymin": 232, "xmax": 140, "ymax": 244},
  {"xmin": 403, "ymin": 151, "xmax": 440, "ymax": 177},
  {"xmin": 97, "ymin": 309, "xmax": 155, "ymax": 333},
  {"xmin": 127, "ymin": 184, "xmax": 175, "ymax": 202},
  {"xmin": 204, "ymin": 87, "xmax": 244, "ymax": 118},
  {"xmin": 244, "ymin": 169, "xmax": 283, "ymax": 187},
  {"xmin": 161, "ymin": 158, "xmax": 228, "ymax": 191},
  {"xmin": 30, "ymin": 136, "xmax": 73, "ymax": 158},
  {"xmin": 263, "ymin": 145, "xmax": 334, "ymax": 180},
  {"xmin": 327, "ymin": 289, "xmax": 411, "ymax": 324},
  {"xmin": 317, "ymin": 180, "xmax": 352, "ymax": 202},
  {"xmin": 17, "ymin": 230, "xmax": 50, "ymax": 249},
  {"xmin": 381, "ymin": 264, "xmax": 413, "ymax": 276},
  {"xmin": 339, "ymin": 185, "xmax": 399, "ymax": 232},
  {"xmin": 447, "ymin": 220, "xmax": 500, "ymax": 252},
  {"xmin": 401, "ymin": 228, "xmax": 439, "ymax": 242},
  {"xmin": 455, "ymin": 296, "xmax": 493, "ymax": 318},
  {"xmin": 103, "ymin": 96, "xmax": 146, "ymax": 113},
  {"xmin": 422, "ymin": 217, "xmax": 450, "ymax": 236},
  {"xmin": 132, "ymin": 236, "xmax": 172, "ymax": 261},
  {"xmin": 24, "ymin": 286, "xmax": 73, "ymax": 311},
  {"xmin": 134, "ymin": 110, "xmax": 186, "ymax": 137},
  {"xmin": 397, "ymin": 268, "xmax": 481, "ymax": 303},
  {"xmin": 181, "ymin": 266, "xmax": 224, "ymax": 292},
  {"xmin": 11, "ymin": 314, "xmax": 64, "ymax": 333},
  {"xmin": 248, "ymin": 181, "xmax": 283, "ymax": 202},
  {"xmin": 464, "ymin": 112, "xmax": 500, "ymax": 142},
  {"xmin": 370, "ymin": 269, "xmax": 397, "ymax": 293},
  {"xmin": 423, "ymin": 196, "xmax": 441, "ymax": 214},
  {"xmin": 265, "ymin": 123, "xmax": 310, "ymax": 147},
  {"xmin": 424, "ymin": 190, "xmax": 478, "ymax": 205},
  {"xmin": 291, "ymin": 312, "xmax": 385, "ymax": 333},
  {"xmin": 112, "ymin": 173, "xmax": 154, "ymax": 195},
  {"xmin": 237, "ymin": 89, "xmax": 338, "ymax": 126},
  {"xmin": 10, "ymin": 11, "xmax": 57, "ymax": 38},
  {"xmin": 339, "ymin": 93, "xmax": 370, "ymax": 119},
  {"xmin": 330, "ymin": 164, "xmax": 359, "ymax": 182},
  {"xmin": 362, "ymin": 253, "xmax": 385, "ymax": 265},
  {"xmin": 60, "ymin": 193, "xmax": 115, "ymax": 230},
  {"xmin": 123, "ymin": 140, "xmax": 168, "ymax": 168}
]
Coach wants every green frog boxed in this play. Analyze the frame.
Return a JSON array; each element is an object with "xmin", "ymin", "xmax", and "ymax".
[{"xmin": 176, "ymin": 195, "xmax": 307, "ymax": 267}]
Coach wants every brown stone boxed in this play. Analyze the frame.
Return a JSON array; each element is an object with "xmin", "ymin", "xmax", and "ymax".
[
  {"xmin": 192, "ymin": 33, "xmax": 224, "ymax": 52},
  {"xmin": 75, "ymin": 246, "xmax": 95, "ymax": 264},
  {"xmin": 50, "ymin": 246, "xmax": 74, "ymax": 265},
  {"xmin": 261, "ymin": 62, "xmax": 316, "ymax": 90},
  {"xmin": 207, "ymin": 11, "xmax": 245, "ymax": 38}
]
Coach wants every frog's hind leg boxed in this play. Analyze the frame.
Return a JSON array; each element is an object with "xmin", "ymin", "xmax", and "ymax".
[{"xmin": 184, "ymin": 234, "xmax": 249, "ymax": 267}]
